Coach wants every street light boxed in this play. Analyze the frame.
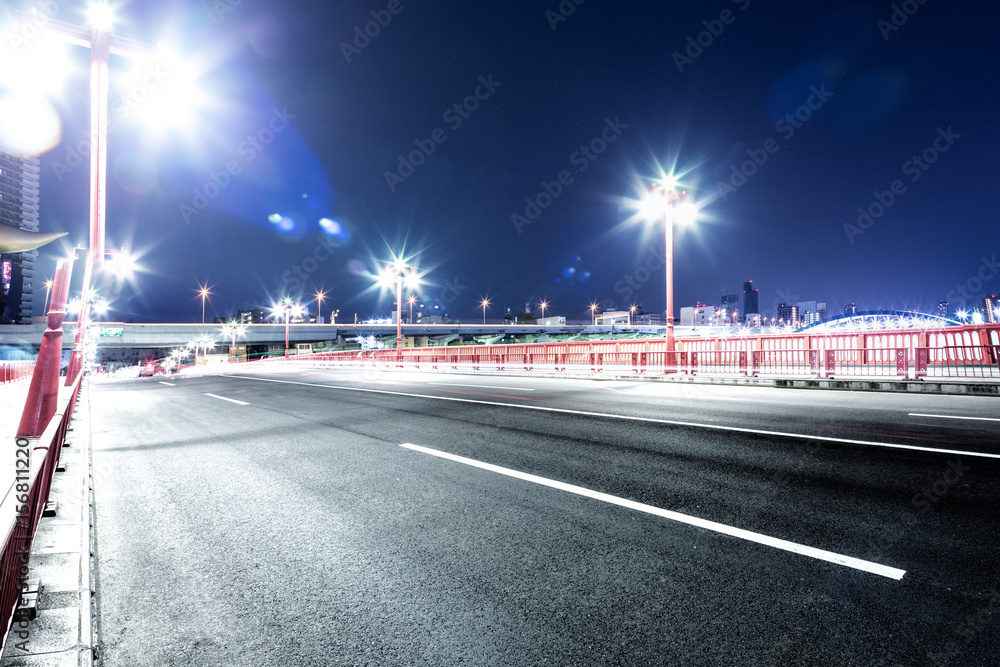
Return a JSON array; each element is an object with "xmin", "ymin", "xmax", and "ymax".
[
  {"xmin": 220, "ymin": 321, "xmax": 246, "ymax": 363},
  {"xmin": 408, "ymin": 295, "xmax": 417, "ymax": 325},
  {"xmin": 629, "ymin": 304, "xmax": 636, "ymax": 328},
  {"xmin": 589, "ymin": 303, "xmax": 598, "ymax": 325},
  {"xmin": 314, "ymin": 289, "xmax": 327, "ymax": 324},
  {"xmin": 375, "ymin": 256, "xmax": 420, "ymax": 353},
  {"xmin": 272, "ymin": 297, "xmax": 302, "ymax": 359},
  {"xmin": 480, "ymin": 297, "xmax": 490, "ymax": 325},
  {"xmin": 644, "ymin": 179, "xmax": 699, "ymax": 354},
  {"xmin": 538, "ymin": 300, "xmax": 548, "ymax": 323},
  {"xmin": 197, "ymin": 284, "xmax": 212, "ymax": 324}
]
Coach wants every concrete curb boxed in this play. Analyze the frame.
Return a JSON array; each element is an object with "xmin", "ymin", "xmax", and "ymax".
[
  {"xmin": 361, "ymin": 366, "xmax": 1000, "ymax": 396},
  {"xmin": 1, "ymin": 383, "xmax": 93, "ymax": 667}
]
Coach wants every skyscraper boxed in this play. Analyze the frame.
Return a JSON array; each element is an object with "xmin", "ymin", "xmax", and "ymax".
[
  {"xmin": 0, "ymin": 152, "xmax": 41, "ymax": 324},
  {"xmin": 984, "ymin": 296, "xmax": 999, "ymax": 324},
  {"xmin": 937, "ymin": 301, "xmax": 949, "ymax": 318},
  {"xmin": 742, "ymin": 280, "xmax": 758, "ymax": 322}
]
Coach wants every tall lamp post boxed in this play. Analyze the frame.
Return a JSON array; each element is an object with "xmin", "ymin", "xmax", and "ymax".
[
  {"xmin": 376, "ymin": 258, "xmax": 420, "ymax": 354},
  {"xmin": 408, "ymin": 295, "xmax": 417, "ymax": 325},
  {"xmin": 589, "ymin": 303, "xmax": 598, "ymax": 325},
  {"xmin": 538, "ymin": 300, "xmax": 549, "ymax": 323},
  {"xmin": 221, "ymin": 322, "xmax": 246, "ymax": 363},
  {"xmin": 314, "ymin": 289, "xmax": 326, "ymax": 324},
  {"xmin": 15, "ymin": 4, "xmax": 163, "ymax": 384},
  {"xmin": 275, "ymin": 297, "xmax": 301, "ymax": 359},
  {"xmin": 480, "ymin": 298, "xmax": 490, "ymax": 325},
  {"xmin": 198, "ymin": 284, "xmax": 211, "ymax": 325},
  {"xmin": 645, "ymin": 180, "xmax": 697, "ymax": 355}
]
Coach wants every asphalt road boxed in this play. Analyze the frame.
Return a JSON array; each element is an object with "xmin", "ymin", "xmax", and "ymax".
[{"xmin": 89, "ymin": 367, "xmax": 1000, "ymax": 666}]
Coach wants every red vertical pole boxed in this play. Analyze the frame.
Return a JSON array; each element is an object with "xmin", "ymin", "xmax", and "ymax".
[
  {"xmin": 18, "ymin": 259, "xmax": 73, "ymax": 437},
  {"xmin": 66, "ymin": 24, "xmax": 111, "ymax": 384},
  {"xmin": 664, "ymin": 202, "xmax": 675, "ymax": 354}
]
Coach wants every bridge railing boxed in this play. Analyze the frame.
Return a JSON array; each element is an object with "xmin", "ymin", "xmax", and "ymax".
[
  {"xmin": 1, "ymin": 373, "xmax": 83, "ymax": 652},
  {"xmin": 272, "ymin": 323, "xmax": 1000, "ymax": 381},
  {"xmin": 0, "ymin": 362, "xmax": 35, "ymax": 384}
]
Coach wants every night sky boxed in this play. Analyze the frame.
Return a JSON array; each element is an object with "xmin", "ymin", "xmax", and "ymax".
[{"xmin": 5, "ymin": 0, "xmax": 999, "ymax": 323}]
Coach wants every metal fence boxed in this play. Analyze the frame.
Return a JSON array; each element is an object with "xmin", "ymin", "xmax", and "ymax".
[
  {"xmin": 0, "ymin": 362, "xmax": 35, "ymax": 384},
  {"xmin": 0, "ymin": 374, "xmax": 82, "ymax": 651},
  {"xmin": 277, "ymin": 323, "xmax": 1000, "ymax": 380}
]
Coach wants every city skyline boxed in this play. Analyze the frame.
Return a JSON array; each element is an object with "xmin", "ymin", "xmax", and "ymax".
[{"xmin": 1, "ymin": 1, "xmax": 997, "ymax": 324}]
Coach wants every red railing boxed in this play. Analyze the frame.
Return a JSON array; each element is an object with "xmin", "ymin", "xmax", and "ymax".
[
  {"xmin": 0, "ymin": 373, "xmax": 83, "ymax": 651},
  {"xmin": 271, "ymin": 323, "xmax": 1000, "ymax": 381},
  {"xmin": 0, "ymin": 362, "xmax": 35, "ymax": 384}
]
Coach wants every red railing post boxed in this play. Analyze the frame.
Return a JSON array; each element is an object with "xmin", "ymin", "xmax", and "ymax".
[
  {"xmin": 895, "ymin": 348, "xmax": 907, "ymax": 378},
  {"xmin": 915, "ymin": 348, "xmax": 928, "ymax": 379},
  {"xmin": 751, "ymin": 351, "xmax": 761, "ymax": 376},
  {"xmin": 824, "ymin": 349, "xmax": 836, "ymax": 378}
]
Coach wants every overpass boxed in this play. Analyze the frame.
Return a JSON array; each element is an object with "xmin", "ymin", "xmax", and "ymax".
[{"xmin": 0, "ymin": 321, "xmax": 678, "ymax": 352}]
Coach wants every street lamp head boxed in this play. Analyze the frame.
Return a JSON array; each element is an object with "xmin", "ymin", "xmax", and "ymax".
[
  {"xmin": 672, "ymin": 201, "xmax": 699, "ymax": 226},
  {"xmin": 88, "ymin": 2, "xmax": 114, "ymax": 30}
]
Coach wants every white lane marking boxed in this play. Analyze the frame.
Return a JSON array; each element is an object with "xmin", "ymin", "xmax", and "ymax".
[
  {"xmin": 226, "ymin": 375, "xmax": 1000, "ymax": 460},
  {"xmin": 159, "ymin": 381, "xmax": 175, "ymax": 386},
  {"xmin": 909, "ymin": 413, "xmax": 1000, "ymax": 423},
  {"xmin": 427, "ymin": 382, "xmax": 535, "ymax": 391},
  {"xmin": 205, "ymin": 393, "xmax": 249, "ymax": 406},
  {"xmin": 400, "ymin": 443, "xmax": 906, "ymax": 580}
]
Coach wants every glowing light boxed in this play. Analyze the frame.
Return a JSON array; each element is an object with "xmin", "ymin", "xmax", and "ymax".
[
  {"xmin": 88, "ymin": 3, "xmax": 114, "ymax": 30},
  {"xmin": 0, "ymin": 94, "xmax": 62, "ymax": 155},
  {"xmin": 319, "ymin": 218, "xmax": 343, "ymax": 235},
  {"xmin": 673, "ymin": 201, "xmax": 699, "ymax": 226},
  {"xmin": 268, "ymin": 213, "xmax": 282, "ymax": 224}
]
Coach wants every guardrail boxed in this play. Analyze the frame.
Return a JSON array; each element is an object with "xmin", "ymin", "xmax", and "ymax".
[
  {"xmin": 0, "ymin": 373, "xmax": 82, "ymax": 652},
  {"xmin": 270, "ymin": 323, "xmax": 1000, "ymax": 380},
  {"xmin": 0, "ymin": 362, "xmax": 35, "ymax": 384}
]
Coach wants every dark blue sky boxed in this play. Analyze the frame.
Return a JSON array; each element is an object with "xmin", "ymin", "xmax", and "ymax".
[{"xmin": 8, "ymin": 0, "xmax": 1000, "ymax": 323}]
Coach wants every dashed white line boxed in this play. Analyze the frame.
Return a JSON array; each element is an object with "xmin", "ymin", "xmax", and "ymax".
[
  {"xmin": 909, "ymin": 413, "xmax": 1000, "ymax": 423},
  {"xmin": 158, "ymin": 381, "xmax": 175, "ymax": 386},
  {"xmin": 400, "ymin": 442, "xmax": 906, "ymax": 580},
  {"xmin": 227, "ymin": 375, "xmax": 1000, "ymax": 460},
  {"xmin": 205, "ymin": 393, "xmax": 249, "ymax": 406}
]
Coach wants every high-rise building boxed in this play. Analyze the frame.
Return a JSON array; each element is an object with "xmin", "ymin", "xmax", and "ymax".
[
  {"xmin": 680, "ymin": 303, "xmax": 714, "ymax": 326},
  {"xmin": 0, "ymin": 152, "xmax": 41, "ymax": 324},
  {"xmin": 743, "ymin": 280, "xmax": 759, "ymax": 321},
  {"xmin": 721, "ymin": 293, "xmax": 740, "ymax": 322},
  {"xmin": 984, "ymin": 296, "xmax": 999, "ymax": 324},
  {"xmin": 937, "ymin": 301, "xmax": 949, "ymax": 318},
  {"xmin": 844, "ymin": 303, "xmax": 858, "ymax": 316},
  {"xmin": 777, "ymin": 303, "xmax": 800, "ymax": 327}
]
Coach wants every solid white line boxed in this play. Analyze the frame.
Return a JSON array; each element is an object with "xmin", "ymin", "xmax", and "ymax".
[
  {"xmin": 909, "ymin": 413, "xmax": 1000, "ymax": 423},
  {"xmin": 205, "ymin": 393, "xmax": 249, "ymax": 406},
  {"xmin": 400, "ymin": 443, "xmax": 906, "ymax": 580},
  {"xmin": 225, "ymin": 375, "xmax": 1000, "ymax": 460},
  {"xmin": 159, "ymin": 381, "xmax": 175, "ymax": 386},
  {"xmin": 427, "ymin": 382, "xmax": 536, "ymax": 391}
]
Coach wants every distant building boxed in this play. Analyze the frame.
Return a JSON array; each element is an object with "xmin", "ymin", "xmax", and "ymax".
[
  {"xmin": 635, "ymin": 313, "xmax": 660, "ymax": 325},
  {"xmin": 680, "ymin": 303, "xmax": 713, "ymax": 326},
  {"xmin": 0, "ymin": 152, "xmax": 41, "ymax": 324},
  {"xmin": 844, "ymin": 303, "xmax": 858, "ymax": 316},
  {"xmin": 537, "ymin": 316, "xmax": 566, "ymax": 326},
  {"xmin": 237, "ymin": 309, "xmax": 267, "ymax": 324},
  {"xmin": 721, "ymin": 293, "xmax": 740, "ymax": 322},
  {"xmin": 595, "ymin": 311, "xmax": 630, "ymax": 326},
  {"xmin": 777, "ymin": 303, "xmax": 800, "ymax": 327},
  {"xmin": 743, "ymin": 280, "xmax": 759, "ymax": 321},
  {"xmin": 937, "ymin": 301, "xmax": 949, "ymax": 318},
  {"xmin": 984, "ymin": 296, "xmax": 999, "ymax": 324},
  {"xmin": 795, "ymin": 300, "xmax": 828, "ymax": 326}
]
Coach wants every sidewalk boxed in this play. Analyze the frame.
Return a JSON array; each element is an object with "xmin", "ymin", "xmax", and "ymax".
[{"xmin": 2, "ymin": 382, "xmax": 93, "ymax": 667}]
